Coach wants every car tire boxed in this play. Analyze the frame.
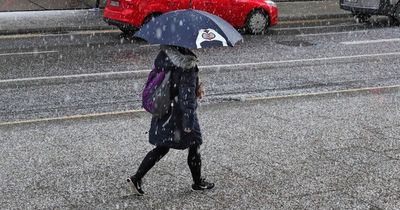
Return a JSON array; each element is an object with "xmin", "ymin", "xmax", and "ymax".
[
  {"xmin": 388, "ymin": 15, "xmax": 399, "ymax": 26},
  {"xmin": 245, "ymin": 9, "xmax": 269, "ymax": 35},
  {"xmin": 354, "ymin": 14, "xmax": 371, "ymax": 23}
]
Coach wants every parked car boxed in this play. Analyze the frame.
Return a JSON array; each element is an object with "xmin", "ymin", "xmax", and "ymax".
[
  {"xmin": 103, "ymin": 0, "xmax": 278, "ymax": 34},
  {"xmin": 340, "ymin": 0, "xmax": 400, "ymax": 24}
]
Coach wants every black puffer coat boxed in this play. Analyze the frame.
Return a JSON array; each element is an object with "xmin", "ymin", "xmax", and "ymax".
[{"xmin": 148, "ymin": 47, "xmax": 202, "ymax": 150}]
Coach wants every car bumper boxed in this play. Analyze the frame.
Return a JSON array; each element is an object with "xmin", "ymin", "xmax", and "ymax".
[
  {"xmin": 103, "ymin": 18, "xmax": 138, "ymax": 31},
  {"xmin": 339, "ymin": 0, "xmax": 390, "ymax": 15},
  {"xmin": 340, "ymin": 5, "xmax": 381, "ymax": 14},
  {"xmin": 103, "ymin": 8, "xmax": 142, "ymax": 28}
]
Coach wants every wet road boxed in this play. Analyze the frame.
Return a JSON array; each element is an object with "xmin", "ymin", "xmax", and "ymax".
[
  {"xmin": 1, "ymin": 83, "xmax": 400, "ymax": 209},
  {"xmin": 1, "ymin": 17, "xmax": 400, "ymax": 210},
  {"xmin": 1, "ymin": 20, "xmax": 400, "ymax": 122}
]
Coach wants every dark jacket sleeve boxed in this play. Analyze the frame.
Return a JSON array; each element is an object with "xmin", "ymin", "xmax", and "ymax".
[{"xmin": 179, "ymin": 69, "xmax": 197, "ymax": 130}]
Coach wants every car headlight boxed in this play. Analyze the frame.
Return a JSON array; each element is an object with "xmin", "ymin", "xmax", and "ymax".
[{"xmin": 265, "ymin": 0, "xmax": 277, "ymax": 7}]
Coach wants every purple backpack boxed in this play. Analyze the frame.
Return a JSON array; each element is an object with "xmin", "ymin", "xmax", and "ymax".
[{"xmin": 142, "ymin": 67, "xmax": 172, "ymax": 117}]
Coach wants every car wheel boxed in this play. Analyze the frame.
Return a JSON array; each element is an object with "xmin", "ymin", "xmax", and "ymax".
[
  {"xmin": 354, "ymin": 14, "xmax": 371, "ymax": 23},
  {"xmin": 388, "ymin": 16, "xmax": 399, "ymax": 26},
  {"xmin": 246, "ymin": 10, "xmax": 269, "ymax": 35}
]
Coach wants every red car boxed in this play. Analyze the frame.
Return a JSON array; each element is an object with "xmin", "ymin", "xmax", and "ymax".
[{"xmin": 103, "ymin": 0, "xmax": 278, "ymax": 34}]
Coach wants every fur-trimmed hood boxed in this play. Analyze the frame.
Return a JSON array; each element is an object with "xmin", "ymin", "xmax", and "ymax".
[{"xmin": 160, "ymin": 45, "xmax": 198, "ymax": 70}]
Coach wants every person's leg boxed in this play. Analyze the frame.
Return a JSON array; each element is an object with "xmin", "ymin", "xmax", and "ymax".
[
  {"xmin": 128, "ymin": 146, "xmax": 169, "ymax": 195},
  {"xmin": 188, "ymin": 144, "xmax": 214, "ymax": 190},
  {"xmin": 135, "ymin": 146, "xmax": 170, "ymax": 179},
  {"xmin": 188, "ymin": 144, "xmax": 201, "ymax": 184}
]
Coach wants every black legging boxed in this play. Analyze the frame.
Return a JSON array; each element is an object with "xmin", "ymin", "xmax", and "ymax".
[{"xmin": 134, "ymin": 145, "xmax": 202, "ymax": 184}]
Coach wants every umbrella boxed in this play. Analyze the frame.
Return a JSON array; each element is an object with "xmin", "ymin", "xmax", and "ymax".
[{"xmin": 134, "ymin": 9, "xmax": 243, "ymax": 49}]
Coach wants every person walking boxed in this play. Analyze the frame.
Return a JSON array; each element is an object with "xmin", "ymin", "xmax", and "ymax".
[{"xmin": 127, "ymin": 45, "xmax": 214, "ymax": 195}]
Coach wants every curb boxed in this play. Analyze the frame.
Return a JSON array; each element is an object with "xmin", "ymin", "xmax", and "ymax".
[
  {"xmin": 1, "ymin": 84, "xmax": 399, "ymax": 126},
  {"xmin": 0, "ymin": 25, "xmax": 115, "ymax": 35}
]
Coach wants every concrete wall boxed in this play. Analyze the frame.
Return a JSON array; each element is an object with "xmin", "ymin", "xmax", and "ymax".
[{"xmin": 0, "ymin": 0, "xmax": 107, "ymax": 12}]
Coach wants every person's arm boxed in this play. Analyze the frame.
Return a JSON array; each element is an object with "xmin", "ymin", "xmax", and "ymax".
[{"xmin": 179, "ymin": 70, "xmax": 197, "ymax": 132}]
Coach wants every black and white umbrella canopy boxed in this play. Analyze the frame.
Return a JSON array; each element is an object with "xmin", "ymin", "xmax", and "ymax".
[{"xmin": 134, "ymin": 9, "xmax": 243, "ymax": 49}]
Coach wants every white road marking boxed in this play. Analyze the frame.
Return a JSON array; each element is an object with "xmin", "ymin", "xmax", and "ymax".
[
  {"xmin": 296, "ymin": 30, "xmax": 369, "ymax": 37},
  {"xmin": 0, "ymin": 50, "xmax": 58, "ymax": 56},
  {"xmin": 1, "ymin": 51, "xmax": 400, "ymax": 84},
  {"xmin": 139, "ymin": 44, "xmax": 160, "ymax": 48},
  {"xmin": 200, "ymin": 51, "xmax": 400, "ymax": 69},
  {"xmin": 0, "ymin": 109, "xmax": 145, "ymax": 126},
  {"xmin": 0, "ymin": 30, "xmax": 119, "ymax": 39},
  {"xmin": 1, "ymin": 84, "xmax": 399, "ymax": 126},
  {"xmin": 275, "ymin": 24, "xmax": 360, "ymax": 31},
  {"xmin": 341, "ymin": 38, "xmax": 400, "ymax": 45},
  {"xmin": 247, "ymin": 84, "xmax": 400, "ymax": 101},
  {"xmin": 0, "ymin": 69, "xmax": 150, "ymax": 84}
]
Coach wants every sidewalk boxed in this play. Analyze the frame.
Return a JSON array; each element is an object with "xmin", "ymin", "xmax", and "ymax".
[
  {"xmin": 0, "ymin": 0, "xmax": 105, "ymax": 12},
  {"xmin": 0, "ymin": 0, "xmax": 351, "ymax": 35},
  {"xmin": 1, "ymin": 87, "xmax": 399, "ymax": 209}
]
